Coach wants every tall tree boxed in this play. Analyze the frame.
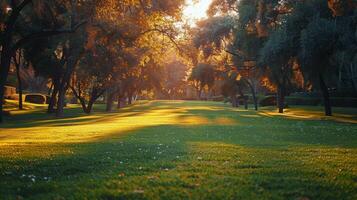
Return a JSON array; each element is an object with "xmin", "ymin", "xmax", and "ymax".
[{"xmin": 0, "ymin": 0, "xmax": 84, "ymax": 122}]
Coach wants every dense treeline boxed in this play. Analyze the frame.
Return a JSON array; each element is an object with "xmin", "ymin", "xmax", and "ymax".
[
  {"xmin": 190, "ymin": 0, "xmax": 356, "ymax": 116},
  {"xmin": 0, "ymin": 0, "xmax": 185, "ymax": 122},
  {"xmin": 1, "ymin": 0, "xmax": 356, "ymax": 123}
]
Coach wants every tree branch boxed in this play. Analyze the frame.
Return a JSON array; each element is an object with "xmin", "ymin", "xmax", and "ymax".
[
  {"xmin": 140, "ymin": 28, "xmax": 183, "ymax": 53},
  {"xmin": 225, "ymin": 49, "xmax": 243, "ymax": 58},
  {"xmin": 12, "ymin": 21, "xmax": 87, "ymax": 51}
]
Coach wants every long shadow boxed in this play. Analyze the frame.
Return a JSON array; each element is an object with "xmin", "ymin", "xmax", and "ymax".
[
  {"xmin": 0, "ymin": 125, "xmax": 189, "ymax": 199},
  {"xmin": 0, "ymin": 99, "xmax": 357, "ymax": 198},
  {"xmin": 2, "ymin": 101, "xmax": 357, "ymax": 148},
  {"xmin": 0, "ymin": 101, "xmax": 178, "ymax": 129},
  {"xmin": 1, "ymin": 122, "xmax": 356, "ymax": 199}
]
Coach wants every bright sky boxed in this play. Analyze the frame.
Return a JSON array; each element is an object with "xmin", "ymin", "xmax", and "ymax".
[{"xmin": 183, "ymin": 0, "xmax": 213, "ymax": 26}]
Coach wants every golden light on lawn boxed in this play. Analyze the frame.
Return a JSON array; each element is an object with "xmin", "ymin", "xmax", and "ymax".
[
  {"xmin": 0, "ymin": 101, "xmax": 237, "ymax": 158},
  {"xmin": 259, "ymin": 108, "xmax": 357, "ymax": 124},
  {"xmin": 183, "ymin": 0, "xmax": 212, "ymax": 26}
]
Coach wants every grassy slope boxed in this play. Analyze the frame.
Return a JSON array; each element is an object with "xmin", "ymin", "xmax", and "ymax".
[{"xmin": 0, "ymin": 100, "xmax": 357, "ymax": 200}]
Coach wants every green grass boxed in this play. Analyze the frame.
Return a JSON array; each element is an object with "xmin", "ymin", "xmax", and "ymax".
[{"xmin": 1, "ymin": 100, "xmax": 357, "ymax": 199}]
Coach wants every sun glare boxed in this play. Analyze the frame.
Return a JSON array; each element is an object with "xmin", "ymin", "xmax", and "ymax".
[{"xmin": 183, "ymin": 0, "xmax": 212, "ymax": 26}]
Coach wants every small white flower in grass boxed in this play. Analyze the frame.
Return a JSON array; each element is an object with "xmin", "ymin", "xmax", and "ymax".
[
  {"xmin": 197, "ymin": 156, "xmax": 202, "ymax": 160},
  {"xmin": 133, "ymin": 189, "xmax": 144, "ymax": 194}
]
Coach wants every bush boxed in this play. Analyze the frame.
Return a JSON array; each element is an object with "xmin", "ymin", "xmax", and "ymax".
[
  {"xmin": 259, "ymin": 96, "xmax": 276, "ymax": 107},
  {"xmin": 285, "ymin": 96, "xmax": 357, "ymax": 107},
  {"xmin": 285, "ymin": 97, "xmax": 320, "ymax": 106},
  {"xmin": 25, "ymin": 94, "xmax": 47, "ymax": 104},
  {"xmin": 4, "ymin": 86, "xmax": 16, "ymax": 99},
  {"xmin": 211, "ymin": 95, "xmax": 224, "ymax": 102},
  {"xmin": 330, "ymin": 97, "xmax": 357, "ymax": 107}
]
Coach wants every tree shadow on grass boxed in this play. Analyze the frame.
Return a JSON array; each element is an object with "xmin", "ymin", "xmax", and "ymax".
[
  {"xmin": 0, "ymin": 121, "xmax": 356, "ymax": 199},
  {"xmin": 1, "ymin": 101, "xmax": 357, "ymax": 198},
  {"xmin": 0, "ymin": 101, "xmax": 192, "ymax": 129},
  {"xmin": 2, "ymin": 101, "xmax": 357, "ymax": 148},
  {"xmin": 0, "ymin": 126, "xmax": 189, "ymax": 199}
]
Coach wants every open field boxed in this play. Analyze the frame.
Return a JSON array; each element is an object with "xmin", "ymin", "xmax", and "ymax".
[{"xmin": 1, "ymin": 100, "xmax": 357, "ymax": 199}]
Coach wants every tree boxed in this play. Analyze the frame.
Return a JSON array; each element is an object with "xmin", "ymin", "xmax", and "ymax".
[
  {"xmin": 221, "ymin": 70, "xmax": 247, "ymax": 108},
  {"xmin": 13, "ymin": 50, "xmax": 26, "ymax": 110},
  {"xmin": 189, "ymin": 63, "xmax": 216, "ymax": 100},
  {"xmin": 259, "ymin": 27, "xmax": 296, "ymax": 113},
  {"xmin": 0, "ymin": 0, "xmax": 85, "ymax": 122},
  {"xmin": 300, "ymin": 18, "xmax": 338, "ymax": 116}
]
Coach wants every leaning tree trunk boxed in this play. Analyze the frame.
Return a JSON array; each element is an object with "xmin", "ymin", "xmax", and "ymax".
[
  {"xmin": 277, "ymin": 84, "xmax": 285, "ymax": 113},
  {"xmin": 56, "ymin": 49, "xmax": 81, "ymax": 117},
  {"xmin": 86, "ymin": 88, "xmax": 104, "ymax": 114},
  {"xmin": 319, "ymin": 74, "xmax": 332, "ymax": 116},
  {"xmin": 85, "ymin": 100, "xmax": 95, "ymax": 114}
]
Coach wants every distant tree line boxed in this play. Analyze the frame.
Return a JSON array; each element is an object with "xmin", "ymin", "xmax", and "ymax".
[
  {"xmin": 189, "ymin": 0, "xmax": 356, "ymax": 116},
  {"xmin": 0, "ymin": 0, "xmax": 185, "ymax": 123}
]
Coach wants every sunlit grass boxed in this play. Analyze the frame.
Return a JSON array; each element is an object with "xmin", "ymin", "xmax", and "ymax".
[
  {"xmin": 259, "ymin": 106, "xmax": 357, "ymax": 123},
  {"xmin": 0, "ymin": 100, "xmax": 356, "ymax": 199}
]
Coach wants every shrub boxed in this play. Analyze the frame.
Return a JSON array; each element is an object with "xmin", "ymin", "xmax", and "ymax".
[
  {"xmin": 285, "ymin": 96, "xmax": 357, "ymax": 107},
  {"xmin": 285, "ymin": 97, "xmax": 320, "ymax": 106},
  {"xmin": 211, "ymin": 95, "xmax": 224, "ymax": 102},
  {"xmin": 25, "ymin": 94, "xmax": 47, "ymax": 104},
  {"xmin": 4, "ymin": 86, "xmax": 16, "ymax": 99},
  {"xmin": 330, "ymin": 97, "xmax": 357, "ymax": 107},
  {"xmin": 259, "ymin": 96, "xmax": 276, "ymax": 107}
]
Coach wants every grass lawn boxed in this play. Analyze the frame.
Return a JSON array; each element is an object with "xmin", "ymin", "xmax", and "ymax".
[{"xmin": 1, "ymin": 100, "xmax": 357, "ymax": 199}]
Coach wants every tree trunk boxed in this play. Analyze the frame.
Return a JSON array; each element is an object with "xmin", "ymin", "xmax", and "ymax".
[
  {"xmin": 0, "ymin": 0, "xmax": 37, "ymax": 123},
  {"xmin": 0, "ymin": 52, "xmax": 12, "ymax": 123},
  {"xmin": 248, "ymin": 82, "xmax": 258, "ymax": 110},
  {"xmin": 244, "ymin": 97, "xmax": 248, "ymax": 110},
  {"xmin": 56, "ymin": 10, "xmax": 83, "ymax": 117},
  {"xmin": 56, "ymin": 84, "xmax": 68, "ymax": 117},
  {"xmin": 117, "ymin": 95, "xmax": 121, "ymax": 109},
  {"xmin": 14, "ymin": 53, "xmax": 23, "ymax": 110},
  {"xmin": 128, "ymin": 95, "xmax": 132, "ymax": 105},
  {"xmin": 277, "ymin": 84, "xmax": 285, "ymax": 113},
  {"xmin": 106, "ymin": 91, "xmax": 114, "ymax": 112},
  {"xmin": 231, "ymin": 95, "xmax": 238, "ymax": 107},
  {"xmin": 56, "ymin": 49, "xmax": 81, "ymax": 117},
  {"xmin": 239, "ymin": 90, "xmax": 248, "ymax": 110},
  {"xmin": 48, "ymin": 78, "xmax": 60, "ymax": 113},
  {"xmin": 197, "ymin": 88, "xmax": 202, "ymax": 100},
  {"xmin": 319, "ymin": 74, "xmax": 332, "ymax": 116},
  {"xmin": 85, "ymin": 100, "xmax": 95, "ymax": 114}
]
